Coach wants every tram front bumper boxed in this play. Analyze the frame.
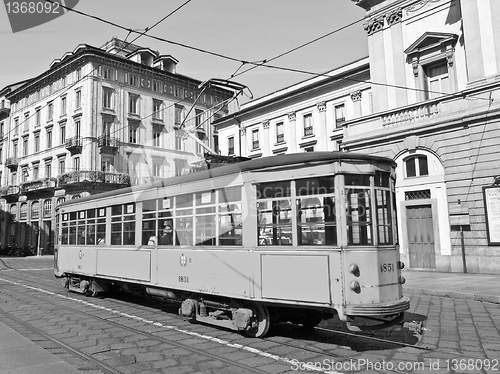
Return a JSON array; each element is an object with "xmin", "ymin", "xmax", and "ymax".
[{"xmin": 344, "ymin": 296, "xmax": 410, "ymax": 317}]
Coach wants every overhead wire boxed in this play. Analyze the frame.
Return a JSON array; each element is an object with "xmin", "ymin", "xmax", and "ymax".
[{"xmin": 46, "ymin": 0, "xmax": 457, "ymax": 98}]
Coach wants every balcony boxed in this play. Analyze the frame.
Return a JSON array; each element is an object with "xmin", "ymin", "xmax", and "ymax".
[
  {"xmin": 98, "ymin": 135, "xmax": 119, "ymax": 154},
  {"xmin": 58, "ymin": 170, "xmax": 130, "ymax": 191},
  {"xmin": 20, "ymin": 178, "xmax": 58, "ymax": 196},
  {"xmin": 65, "ymin": 136, "xmax": 82, "ymax": 155},
  {"xmin": 5, "ymin": 157, "xmax": 18, "ymax": 170},
  {"xmin": 343, "ymin": 94, "xmax": 455, "ymax": 147},
  {"xmin": 0, "ymin": 100, "xmax": 10, "ymax": 118},
  {"xmin": 0, "ymin": 185, "xmax": 20, "ymax": 202}
]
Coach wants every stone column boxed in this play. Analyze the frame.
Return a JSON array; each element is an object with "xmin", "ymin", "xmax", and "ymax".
[
  {"xmin": 316, "ymin": 101, "xmax": 328, "ymax": 150},
  {"xmin": 287, "ymin": 111, "xmax": 297, "ymax": 153}
]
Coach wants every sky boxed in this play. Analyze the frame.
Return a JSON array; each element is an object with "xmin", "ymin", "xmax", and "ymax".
[{"xmin": 0, "ymin": 0, "xmax": 368, "ymax": 102}]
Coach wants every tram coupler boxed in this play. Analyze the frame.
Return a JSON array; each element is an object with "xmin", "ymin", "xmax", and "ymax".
[{"xmin": 404, "ymin": 320, "xmax": 424, "ymax": 334}]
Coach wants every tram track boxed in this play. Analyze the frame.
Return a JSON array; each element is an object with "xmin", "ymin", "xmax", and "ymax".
[
  {"xmin": 0, "ymin": 276, "xmax": 324, "ymax": 374},
  {"xmin": 0, "ymin": 268, "xmax": 484, "ymax": 374},
  {"xmin": 0, "ymin": 307, "xmax": 121, "ymax": 374}
]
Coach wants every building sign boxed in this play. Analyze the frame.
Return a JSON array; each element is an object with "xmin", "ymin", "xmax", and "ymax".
[{"xmin": 483, "ymin": 186, "xmax": 500, "ymax": 245}]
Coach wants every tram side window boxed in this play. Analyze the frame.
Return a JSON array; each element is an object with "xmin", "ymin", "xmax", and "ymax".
[
  {"xmin": 195, "ymin": 191, "xmax": 216, "ymax": 246},
  {"xmin": 76, "ymin": 211, "xmax": 86, "ymax": 245},
  {"xmin": 158, "ymin": 197, "xmax": 174, "ymax": 245},
  {"xmin": 96, "ymin": 208, "xmax": 106, "ymax": 245},
  {"xmin": 86, "ymin": 209, "xmax": 96, "ymax": 245},
  {"xmin": 257, "ymin": 181, "xmax": 292, "ymax": 246},
  {"xmin": 296, "ymin": 177, "xmax": 337, "ymax": 246},
  {"xmin": 111, "ymin": 203, "xmax": 136, "ymax": 245},
  {"xmin": 345, "ymin": 174, "xmax": 372, "ymax": 245},
  {"xmin": 61, "ymin": 213, "xmax": 69, "ymax": 245},
  {"xmin": 69, "ymin": 212, "xmax": 77, "ymax": 244},
  {"xmin": 142, "ymin": 199, "xmax": 157, "ymax": 245},
  {"xmin": 175, "ymin": 193, "xmax": 194, "ymax": 245},
  {"xmin": 219, "ymin": 186, "xmax": 242, "ymax": 246}
]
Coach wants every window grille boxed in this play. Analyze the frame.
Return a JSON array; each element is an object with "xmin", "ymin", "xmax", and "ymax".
[{"xmin": 405, "ymin": 189, "xmax": 431, "ymax": 200}]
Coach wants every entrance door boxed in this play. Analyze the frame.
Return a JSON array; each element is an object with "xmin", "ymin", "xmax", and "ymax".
[{"xmin": 406, "ymin": 205, "xmax": 435, "ymax": 269}]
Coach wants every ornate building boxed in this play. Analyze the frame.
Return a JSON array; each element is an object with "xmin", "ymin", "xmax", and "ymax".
[
  {"xmin": 0, "ymin": 38, "xmax": 232, "ymax": 255},
  {"xmin": 214, "ymin": 0, "xmax": 500, "ymax": 274}
]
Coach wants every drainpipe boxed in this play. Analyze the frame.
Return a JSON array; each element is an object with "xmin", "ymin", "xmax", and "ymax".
[{"xmin": 460, "ymin": 225, "xmax": 467, "ymax": 273}]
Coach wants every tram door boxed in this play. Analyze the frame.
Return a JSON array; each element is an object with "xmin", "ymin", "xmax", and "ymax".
[{"xmin": 406, "ymin": 205, "xmax": 435, "ymax": 269}]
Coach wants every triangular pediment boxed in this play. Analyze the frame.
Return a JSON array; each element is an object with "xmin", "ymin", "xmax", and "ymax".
[{"xmin": 405, "ymin": 32, "xmax": 458, "ymax": 55}]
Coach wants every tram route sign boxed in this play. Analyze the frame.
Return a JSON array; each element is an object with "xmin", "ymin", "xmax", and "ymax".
[{"xmin": 483, "ymin": 186, "xmax": 500, "ymax": 245}]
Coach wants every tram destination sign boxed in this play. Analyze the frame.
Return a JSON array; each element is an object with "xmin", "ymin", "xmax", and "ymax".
[{"xmin": 483, "ymin": 186, "xmax": 500, "ymax": 245}]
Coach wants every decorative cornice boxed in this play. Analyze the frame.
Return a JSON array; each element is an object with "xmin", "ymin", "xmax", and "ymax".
[
  {"xmin": 287, "ymin": 111, "xmax": 296, "ymax": 122},
  {"xmin": 363, "ymin": 15, "xmax": 385, "ymax": 35},
  {"xmin": 350, "ymin": 90, "xmax": 362, "ymax": 102},
  {"xmin": 386, "ymin": 8, "xmax": 403, "ymax": 26},
  {"xmin": 262, "ymin": 120, "xmax": 270, "ymax": 129},
  {"xmin": 316, "ymin": 101, "xmax": 327, "ymax": 112},
  {"xmin": 240, "ymin": 127, "xmax": 247, "ymax": 136}
]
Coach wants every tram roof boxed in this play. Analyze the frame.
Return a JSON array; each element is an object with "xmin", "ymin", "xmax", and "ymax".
[{"xmin": 57, "ymin": 152, "xmax": 394, "ymax": 207}]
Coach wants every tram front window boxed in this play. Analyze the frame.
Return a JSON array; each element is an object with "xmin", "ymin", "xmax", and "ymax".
[
  {"xmin": 297, "ymin": 196, "xmax": 336, "ymax": 246},
  {"xmin": 296, "ymin": 176, "xmax": 336, "ymax": 246},
  {"xmin": 258, "ymin": 200, "xmax": 292, "ymax": 245}
]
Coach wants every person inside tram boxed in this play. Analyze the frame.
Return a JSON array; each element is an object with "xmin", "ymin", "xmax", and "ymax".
[{"xmin": 158, "ymin": 221, "xmax": 173, "ymax": 245}]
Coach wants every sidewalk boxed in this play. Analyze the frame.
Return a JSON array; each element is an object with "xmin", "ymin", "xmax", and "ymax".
[
  {"xmin": 0, "ymin": 256, "xmax": 499, "ymax": 374},
  {"xmin": 402, "ymin": 269, "xmax": 500, "ymax": 304}
]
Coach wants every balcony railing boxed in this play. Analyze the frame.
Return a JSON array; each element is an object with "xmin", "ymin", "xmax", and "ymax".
[
  {"xmin": 58, "ymin": 170, "xmax": 130, "ymax": 187},
  {"xmin": 276, "ymin": 133, "xmax": 285, "ymax": 143},
  {"xmin": 304, "ymin": 126, "xmax": 314, "ymax": 137},
  {"xmin": 5, "ymin": 157, "xmax": 18, "ymax": 169},
  {"xmin": 20, "ymin": 178, "xmax": 58, "ymax": 194},
  {"xmin": 98, "ymin": 135, "xmax": 119, "ymax": 154},
  {"xmin": 0, "ymin": 185, "xmax": 20, "ymax": 198},
  {"xmin": 65, "ymin": 136, "xmax": 83, "ymax": 154},
  {"xmin": 381, "ymin": 102, "xmax": 440, "ymax": 127}
]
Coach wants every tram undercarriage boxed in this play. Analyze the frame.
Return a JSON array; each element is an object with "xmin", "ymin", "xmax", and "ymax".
[{"xmin": 61, "ymin": 273, "xmax": 407, "ymax": 338}]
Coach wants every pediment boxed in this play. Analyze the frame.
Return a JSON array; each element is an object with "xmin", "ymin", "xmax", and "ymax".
[{"xmin": 405, "ymin": 32, "xmax": 458, "ymax": 56}]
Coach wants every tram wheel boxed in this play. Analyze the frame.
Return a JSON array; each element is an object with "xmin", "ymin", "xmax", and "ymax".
[{"xmin": 245, "ymin": 303, "xmax": 271, "ymax": 338}]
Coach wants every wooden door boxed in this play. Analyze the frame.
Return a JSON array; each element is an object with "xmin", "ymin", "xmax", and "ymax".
[{"xmin": 406, "ymin": 205, "xmax": 435, "ymax": 269}]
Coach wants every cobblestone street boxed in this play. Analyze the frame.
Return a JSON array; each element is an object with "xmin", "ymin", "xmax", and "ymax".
[{"xmin": 0, "ymin": 257, "xmax": 499, "ymax": 373}]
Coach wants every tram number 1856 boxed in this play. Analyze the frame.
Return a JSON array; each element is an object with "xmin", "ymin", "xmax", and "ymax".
[{"xmin": 380, "ymin": 263, "xmax": 394, "ymax": 273}]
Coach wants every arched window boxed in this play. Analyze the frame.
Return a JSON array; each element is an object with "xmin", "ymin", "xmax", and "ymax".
[
  {"xmin": 405, "ymin": 155, "xmax": 428, "ymax": 178},
  {"xmin": 43, "ymin": 199, "xmax": 52, "ymax": 217},
  {"xmin": 20, "ymin": 203, "xmax": 28, "ymax": 220},
  {"xmin": 10, "ymin": 204, "xmax": 18, "ymax": 221},
  {"xmin": 31, "ymin": 201, "xmax": 40, "ymax": 220},
  {"xmin": 72, "ymin": 194, "xmax": 81, "ymax": 200},
  {"xmin": 57, "ymin": 197, "xmax": 66, "ymax": 205}
]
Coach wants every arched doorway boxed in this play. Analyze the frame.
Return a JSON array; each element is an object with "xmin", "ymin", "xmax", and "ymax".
[{"xmin": 395, "ymin": 149, "xmax": 451, "ymax": 270}]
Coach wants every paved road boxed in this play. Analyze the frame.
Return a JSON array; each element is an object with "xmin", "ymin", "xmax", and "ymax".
[{"xmin": 0, "ymin": 257, "xmax": 499, "ymax": 374}]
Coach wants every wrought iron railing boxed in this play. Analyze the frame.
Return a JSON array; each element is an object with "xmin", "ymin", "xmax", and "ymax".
[{"xmin": 58, "ymin": 170, "xmax": 130, "ymax": 186}]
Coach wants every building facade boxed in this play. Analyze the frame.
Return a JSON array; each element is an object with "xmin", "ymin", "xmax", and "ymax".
[
  {"xmin": 0, "ymin": 38, "xmax": 232, "ymax": 255},
  {"xmin": 214, "ymin": 0, "xmax": 500, "ymax": 274}
]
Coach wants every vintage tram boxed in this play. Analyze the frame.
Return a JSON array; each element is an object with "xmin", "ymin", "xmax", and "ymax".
[{"xmin": 54, "ymin": 152, "xmax": 409, "ymax": 337}]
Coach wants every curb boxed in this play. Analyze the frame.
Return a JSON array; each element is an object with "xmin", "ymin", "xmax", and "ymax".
[{"xmin": 404, "ymin": 288, "xmax": 500, "ymax": 304}]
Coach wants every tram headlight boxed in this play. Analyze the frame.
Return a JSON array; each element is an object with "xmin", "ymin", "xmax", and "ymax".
[
  {"xmin": 399, "ymin": 276, "xmax": 406, "ymax": 284},
  {"xmin": 398, "ymin": 261, "xmax": 405, "ymax": 270},
  {"xmin": 349, "ymin": 264, "xmax": 360, "ymax": 277},
  {"xmin": 350, "ymin": 281, "xmax": 361, "ymax": 293}
]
